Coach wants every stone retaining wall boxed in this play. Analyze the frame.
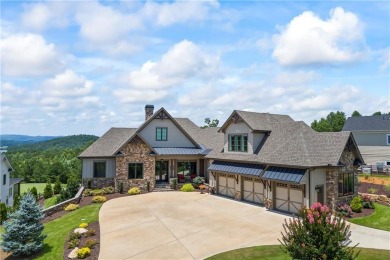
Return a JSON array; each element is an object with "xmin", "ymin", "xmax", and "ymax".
[
  {"xmin": 42, "ymin": 186, "xmax": 85, "ymax": 217},
  {"xmin": 82, "ymin": 178, "xmax": 115, "ymax": 189}
]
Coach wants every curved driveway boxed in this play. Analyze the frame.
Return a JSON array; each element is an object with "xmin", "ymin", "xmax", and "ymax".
[{"xmin": 99, "ymin": 192, "xmax": 390, "ymax": 260}]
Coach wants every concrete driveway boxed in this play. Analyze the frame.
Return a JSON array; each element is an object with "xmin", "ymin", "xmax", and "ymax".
[{"xmin": 99, "ymin": 192, "xmax": 390, "ymax": 260}]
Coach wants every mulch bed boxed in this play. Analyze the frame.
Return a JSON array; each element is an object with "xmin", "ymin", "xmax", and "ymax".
[
  {"xmin": 358, "ymin": 182, "xmax": 390, "ymax": 198},
  {"xmin": 350, "ymin": 207, "xmax": 375, "ymax": 218}
]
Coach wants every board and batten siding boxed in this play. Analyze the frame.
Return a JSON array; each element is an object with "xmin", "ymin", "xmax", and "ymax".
[
  {"xmin": 352, "ymin": 131, "xmax": 390, "ymax": 146},
  {"xmin": 82, "ymin": 158, "xmax": 116, "ymax": 178},
  {"xmin": 309, "ymin": 168, "xmax": 327, "ymax": 205},
  {"xmin": 253, "ymin": 133, "xmax": 265, "ymax": 152},
  {"xmin": 224, "ymin": 121, "xmax": 255, "ymax": 154},
  {"xmin": 139, "ymin": 119, "xmax": 196, "ymax": 148}
]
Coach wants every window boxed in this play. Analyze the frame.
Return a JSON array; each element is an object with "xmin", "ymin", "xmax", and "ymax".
[
  {"xmin": 156, "ymin": 127, "xmax": 168, "ymax": 141},
  {"xmin": 338, "ymin": 172, "xmax": 354, "ymax": 196},
  {"xmin": 228, "ymin": 134, "xmax": 248, "ymax": 152},
  {"xmin": 387, "ymin": 134, "xmax": 390, "ymax": 145},
  {"xmin": 9, "ymin": 187, "xmax": 12, "ymax": 197},
  {"xmin": 128, "ymin": 163, "xmax": 143, "ymax": 179},
  {"xmin": 2, "ymin": 174, "xmax": 6, "ymax": 185},
  {"xmin": 177, "ymin": 161, "xmax": 196, "ymax": 176},
  {"xmin": 93, "ymin": 161, "xmax": 106, "ymax": 178}
]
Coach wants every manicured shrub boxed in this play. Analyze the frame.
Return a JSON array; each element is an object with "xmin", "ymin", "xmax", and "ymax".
[
  {"xmin": 361, "ymin": 195, "xmax": 375, "ymax": 209},
  {"xmin": 336, "ymin": 203, "xmax": 352, "ymax": 218},
  {"xmin": 180, "ymin": 183, "xmax": 194, "ymax": 192},
  {"xmin": 367, "ymin": 188, "xmax": 377, "ymax": 194},
  {"xmin": 0, "ymin": 192, "xmax": 46, "ymax": 256},
  {"xmin": 83, "ymin": 189, "xmax": 93, "ymax": 197},
  {"xmin": 280, "ymin": 202, "xmax": 359, "ymax": 260},
  {"xmin": 193, "ymin": 176, "xmax": 204, "ymax": 185},
  {"xmin": 87, "ymin": 179, "xmax": 92, "ymax": 189},
  {"xmin": 92, "ymin": 196, "xmax": 107, "ymax": 203},
  {"xmin": 67, "ymin": 239, "xmax": 79, "ymax": 249},
  {"xmin": 64, "ymin": 204, "xmax": 79, "ymax": 211},
  {"xmin": 350, "ymin": 196, "xmax": 363, "ymax": 213},
  {"xmin": 13, "ymin": 195, "xmax": 21, "ymax": 210},
  {"xmin": 85, "ymin": 229, "xmax": 96, "ymax": 237},
  {"xmin": 77, "ymin": 247, "xmax": 91, "ymax": 259},
  {"xmin": 102, "ymin": 186, "xmax": 114, "ymax": 194},
  {"xmin": 68, "ymin": 230, "xmax": 82, "ymax": 240},
  {"xmin": 0, "ymin": 203, "xmax": 7, "ymax": 224},
  {"xmin": 128, "ymin": 187, "xmax": 141, "ymax": 195},
  {"xmin": 79, "ymin": 223, "xmax": 88, "ymax": 228},
  {"xmin": 30, "ymin": 187, "xmax": 38, "ymax": 201},
  {"xmin": 92, "ymin": 189, "xmax": 103, "ymax": 196},
  {"xmin": 85, "ymin": 238, "xmax": 97, "ymax": 249},
  {"xmin": 53, "ymin": 177, "xmax": 62, "ymax": 195},
  {"xmin": 119, "ymin": 182, "xmax": 124, "ymax": 194},
  {"xmin": 43, "ymin": 181, "xmax": 53, "ymax": 199},
  {"xmin": 171, "ymin": 178, "xmax": 177, "ymax": 190}
]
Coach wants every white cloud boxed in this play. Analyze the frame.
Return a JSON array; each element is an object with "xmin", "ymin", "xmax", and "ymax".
[
  {"xmin": 379, "ymin": 48, "xmax": 390, "ymax": 71},
  {"xmin": 142, "ymin": 0, "xmax": 219, "ymax": 26},
  {"xmin": 1, "ymin": 33, "xmax": 64, "ymax": 77},
  {"xmin": 272, "ymin": 7, "xmax": 366, "ymax": 65}
]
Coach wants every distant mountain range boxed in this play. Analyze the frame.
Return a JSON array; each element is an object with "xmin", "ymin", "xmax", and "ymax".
[
  {"xmin": 0, "ymin": 134, "xmax": 99, "ymax": 150},
  {"xmin": 0, "ymin": 135, "xmax": 59, "ymax": 147}
]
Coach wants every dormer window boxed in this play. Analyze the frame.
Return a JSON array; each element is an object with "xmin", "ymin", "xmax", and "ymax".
[
  {"xmin": 156, "ymin": 127, "xmax": 168, "ymax": 141},
  {"xmin": 228, "ymin": 134, "xmax": 248, "ymax": 152}
]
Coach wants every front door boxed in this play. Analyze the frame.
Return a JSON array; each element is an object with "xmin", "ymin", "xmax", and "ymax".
[{"xmin": 156, "ymin": 160, "xmax": 169, "ymax": 183}]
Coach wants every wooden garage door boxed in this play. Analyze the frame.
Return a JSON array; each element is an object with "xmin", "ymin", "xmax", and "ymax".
[
  {"xmin": 243, "ymin": 177, "xmax": 264, "ymax": 204},
  {"xmin": 218, "ymin": 173, "xmax": 235, "ymax": 198},
  {"xmin": 275, "ymin": 183, "xmax": 303, "ymax": 214}
]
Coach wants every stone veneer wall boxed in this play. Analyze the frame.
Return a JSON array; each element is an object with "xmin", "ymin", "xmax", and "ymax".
[
  {"xmin": 326, "ymin": 148, "xmax": 360, "ymax": 212},
  {"xmin": 115, "ymin": 136, "xmax": 155, "ymax": 192},
  {"xmin": 82, "ymin": 178, "xmax": 115, "ymax": 189}
]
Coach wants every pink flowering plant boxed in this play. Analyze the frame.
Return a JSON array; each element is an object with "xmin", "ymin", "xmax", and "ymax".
[{"xmin": 279, "ymin": 202, "xmax": 359, "ymax": 260}]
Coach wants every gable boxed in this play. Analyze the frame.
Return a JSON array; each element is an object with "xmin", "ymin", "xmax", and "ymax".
[{"xmin": 138, "ymin": 118, "xmax": 197, "ymax": 148}]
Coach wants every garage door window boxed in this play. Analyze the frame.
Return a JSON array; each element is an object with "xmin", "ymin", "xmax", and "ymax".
[{"xmin": 338, "ymin": 172, "xmax": 354, "ymax": 196}]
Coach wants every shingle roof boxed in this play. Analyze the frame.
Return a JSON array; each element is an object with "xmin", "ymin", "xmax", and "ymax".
[
  {"xmin": 10, "ymin": 178, "xmax": 23, "ymax": 185},
  {"xmin": 79, "ymin": 128, "xmax": 137, "ymax": 158},
  {"xmin": 207, "ymin": 119, "xmax": 356, "ymax": 168},
  {"xmin": 342, "ymin": 115, "xmax": 390, "ymax": 131}
]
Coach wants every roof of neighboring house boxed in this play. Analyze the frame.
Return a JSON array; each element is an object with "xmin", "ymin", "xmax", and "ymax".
[
  {"xmin": 1, "ymin": 152, "xmax": 13, "ymax": 171},
  {"xmin": 79, "ymin": 128, "xmax": 137, "ymax": 158},
  {"xmin": 342, "ymin": 115, "xmax": 390, "ymax": 131},
  {"xmin": 207, "ymin": 119, "xmax": 359, "ymax": 168},
  {"xmin": 219, "ymin": 110, "xmax": 294, "ymax": 132},
  {"xmin": 10, "ymin": 178, "xmax": 23, "ymax": 186}
]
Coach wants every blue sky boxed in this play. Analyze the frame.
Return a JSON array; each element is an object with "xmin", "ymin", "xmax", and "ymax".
[{"xmin": 1, "ymin": 0, "xmax": 389, "ymax": 136}]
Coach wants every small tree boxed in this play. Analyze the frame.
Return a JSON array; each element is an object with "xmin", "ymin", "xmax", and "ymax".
[
  {"xmin": 13, "ymin": 195, "xmax": 21, "ymax": 210},
  {"xmin": 1, "ymin": 192, "xmax": 46, "ymax": 256},
  {"xmin": 0, "ymin": 203, "xmax": 7, "ymax": 224},
  {"xmin": 30, "ymin": 187, "xmax": 38, "ymax": 201},
  {"xmin": 279, "ymin": 202, "xmax": 359, "ymax": 260},
  {"xmin": 43, "ymin": 180, "xmax": 53, "ymax": 199},
  {"xmin": 53, "ymin": 177, "xmax": 62, "ymax": 195}
]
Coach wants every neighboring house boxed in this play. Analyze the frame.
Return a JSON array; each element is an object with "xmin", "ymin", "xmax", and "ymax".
[
  {"xmin": 0, "ymin": 149, "xmax": 23, "ymax": 206},
  {"xmin": 80, "ymin": 105, "xmax": 363, "ymax": 214},
  {"xmin": 342, "ymin": 115, "xmax": 390, "ymax": 166}
]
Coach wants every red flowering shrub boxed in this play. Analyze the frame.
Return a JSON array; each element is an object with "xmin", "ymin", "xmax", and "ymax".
[{"xmin": 279, "ymin": 202, "xmax": 359, "ymax": 260}]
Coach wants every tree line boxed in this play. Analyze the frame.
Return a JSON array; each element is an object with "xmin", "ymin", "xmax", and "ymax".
[{"xmin": 311, "ymin": 111, "xmax": 390, "ymax": 132}]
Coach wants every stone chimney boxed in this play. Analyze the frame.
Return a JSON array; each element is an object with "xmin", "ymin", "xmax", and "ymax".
[{"xmin": 145, "ymin": 105, "xmax": 154, "ymax": 121}]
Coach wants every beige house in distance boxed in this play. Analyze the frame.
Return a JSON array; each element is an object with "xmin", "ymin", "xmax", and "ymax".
[{"xmin": 80, "ymin": 105, "xmax": 364, "ymax": 214}]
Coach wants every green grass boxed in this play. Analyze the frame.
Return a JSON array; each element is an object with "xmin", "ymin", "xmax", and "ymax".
[
  {"xmin": 35, "ymin": 203, "xmax": 102, "ymax": 260},
  {"xmin": 206, "ymin": 245, "xmax": 390, "ymax": 260},
  {"xmin": 43, "ymin": 196, "xmax": 59, "ymax": 209},
  {"xmin": 349, "ymin": 203, "xmax": 390, "ymax": 231},
  {"xmin": 20, "ymin": 183, "xmax": 66, "ymax": 195}
]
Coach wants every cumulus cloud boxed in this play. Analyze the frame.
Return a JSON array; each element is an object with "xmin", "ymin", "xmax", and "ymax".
[
  {"xmin": 272, "ymin": 7, "xmax": 366, "ymax": 65},
  {"xmin": 1, "ymin": 33, "xmax": 64, "ymax": 77}
]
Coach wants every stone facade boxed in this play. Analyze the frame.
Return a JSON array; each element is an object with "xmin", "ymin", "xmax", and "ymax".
[
  {"xmin": 115, "ymin": 136, "xmax": 155, "ymax": 192},
  {"xmin": 326, "ymin": 168, "xmax": 338, "ymax": 212},
  {"xmin": 82, "ymin": 178, "xmax": 115, "ymax": 189}
]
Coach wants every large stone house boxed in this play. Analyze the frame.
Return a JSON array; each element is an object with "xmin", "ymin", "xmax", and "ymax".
[
  {"xmin": 342, "ymin": 115, "xmax": 390, "ymax": 166},
  {"xmin": 80, "ymin": 105, "xmax": 363, "ymax": 214}
]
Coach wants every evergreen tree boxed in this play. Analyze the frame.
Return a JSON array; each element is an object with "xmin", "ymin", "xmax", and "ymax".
[
  {"xmin": 13, "ymin": 195, "xmax": 21, "ymax": 210},
  {"xmin": 43, "ymin": 180, "xmax": 53, "ymax": 199},
  {"xmin": 1, "ymin": 192, "xmax": 46, "ymax": 256},
  {"xmin": 30, "ymin": 187, "xmax": 38, "ymax": 201},
  {"xmin": 0, "ymin": 203, "xmax": 7, "ymax": 224},
  {"xmin": 53, "ymin": 177, "xmax": 62, "ymax": 195}
]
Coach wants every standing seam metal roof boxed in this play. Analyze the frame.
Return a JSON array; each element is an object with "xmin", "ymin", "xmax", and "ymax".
[
  {"xmin": 262, "ymin": 166, "xmax": 306, "ymax": 183},
  {"xmin": 208, "ymin": 160, "xmax": 264, "ymax": 176}
]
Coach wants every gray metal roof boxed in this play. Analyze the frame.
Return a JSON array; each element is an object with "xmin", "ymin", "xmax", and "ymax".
[
  {"xmin": 10, "ymin": 178, "xmax": 23, "ymax": 186},
  {"xmin": 262, "ymin": 166, "xmax": 306, "ymax": 183},
  {"xmin": 153, "ymin": 147, "xmax": 206, "ymax": 155},
  {"xmin": 208, "ymin": 160, "xmax": 264, "ymax": 176},
  {"xmin": 342, "ymin": 115, "xmax": 390, "ymax": 131}
]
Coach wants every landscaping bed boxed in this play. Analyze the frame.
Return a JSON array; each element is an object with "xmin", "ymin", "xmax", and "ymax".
[{"xmin": 358, "ymin": 182, "xmax": 390, "ymax": 198}]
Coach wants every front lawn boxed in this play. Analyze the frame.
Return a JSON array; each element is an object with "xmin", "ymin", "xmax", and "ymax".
[
  {"xmin": 349, "ymin": 203, "xmax": 390, "ymax": 231},
  {"xmin": 20, "ymin": 183, "xmax": 66, "ymax": 194},
  {"xmin": 206, "ymin": 245, "xmax": 390, "ymax": 260},
  {"xmin": 35, "ymin": 203, "xmax": 102, "ymax": 260}
]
